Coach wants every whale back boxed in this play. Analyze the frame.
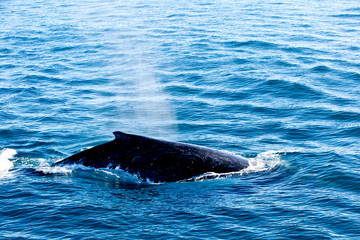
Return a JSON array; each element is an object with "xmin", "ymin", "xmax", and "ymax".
[{"xmin": 55, "ymin": 131, "xmax": 249, "ymax": 182}]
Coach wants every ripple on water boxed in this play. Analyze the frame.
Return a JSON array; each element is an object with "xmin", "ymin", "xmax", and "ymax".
[
  {"xmin": 254, "ymin": 79, "xmax": 325, "ymax": 100},
  {"xmin": 222, "ymin": 40, "xmax": 279, "ymax": 50}
]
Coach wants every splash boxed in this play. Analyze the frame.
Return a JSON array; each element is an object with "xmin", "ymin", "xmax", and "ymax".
[
  {"xmin": 34, "ymin": 163, "xmax": 92, "ymax": 175},
  {"xmin": 0, "ymin": 148, "xmax": 16, "ymax": 172},
  {"xmin": 245, "ymin": 150, "xmax": 283, "ymax": 173},
  {"xmin": 182, "ymin": 150, "xmax": 283, "ymax": 182}
]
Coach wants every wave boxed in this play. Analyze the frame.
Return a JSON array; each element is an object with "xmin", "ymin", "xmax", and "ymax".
[{"xmin": 222, "ymin": 40, "xmax": 279, "ymax": 50}]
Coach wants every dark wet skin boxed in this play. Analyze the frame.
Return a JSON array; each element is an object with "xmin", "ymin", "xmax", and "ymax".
[{"xmin": 54, "ymin": 131, "xmax": 249, "ymax": 183}]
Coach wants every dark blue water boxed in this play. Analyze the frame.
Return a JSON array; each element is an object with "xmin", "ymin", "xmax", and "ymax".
[{"xmin": 1, "ymin": 0, "xmax": 360, "ymax": 239}]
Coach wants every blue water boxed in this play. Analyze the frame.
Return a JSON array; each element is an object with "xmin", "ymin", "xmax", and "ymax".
[{"xmin": 1, "ymin": 0, "xmax": 360, "ymax": 238}]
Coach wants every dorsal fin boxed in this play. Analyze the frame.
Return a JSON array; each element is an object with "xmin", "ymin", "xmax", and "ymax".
[{"xmin": 113, "ymin": 131, "xmax": 129, "ymax": 140}]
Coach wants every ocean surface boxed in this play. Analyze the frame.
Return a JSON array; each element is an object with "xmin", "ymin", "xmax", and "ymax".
[{"xmin": 1, "ymin": 0, "xmax": 360, "ymax": 239}]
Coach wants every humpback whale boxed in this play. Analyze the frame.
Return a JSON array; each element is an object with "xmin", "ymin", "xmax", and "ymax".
[{"xmin": 54, "ymin": 131, "xmax": 249, "ymax": 182}]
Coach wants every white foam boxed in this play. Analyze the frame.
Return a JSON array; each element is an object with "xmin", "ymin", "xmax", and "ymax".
[
  {"xmin": 245, "ymin": 150, "xmax": 283, "ymax": 173},
  {"xmin": 36, "ymin": 165, "xmax": 73, "ymax": 175},
  {"xmin": 35, "ymin": 163, "xmax": 92, "ymax": 175},
  {"xmin": 182, "ymin": 150, "xmax": 284, "ymax": 182},
  {"xmin": 0, "ymin": 148, "xmax": 16, "ymax": 172}
]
